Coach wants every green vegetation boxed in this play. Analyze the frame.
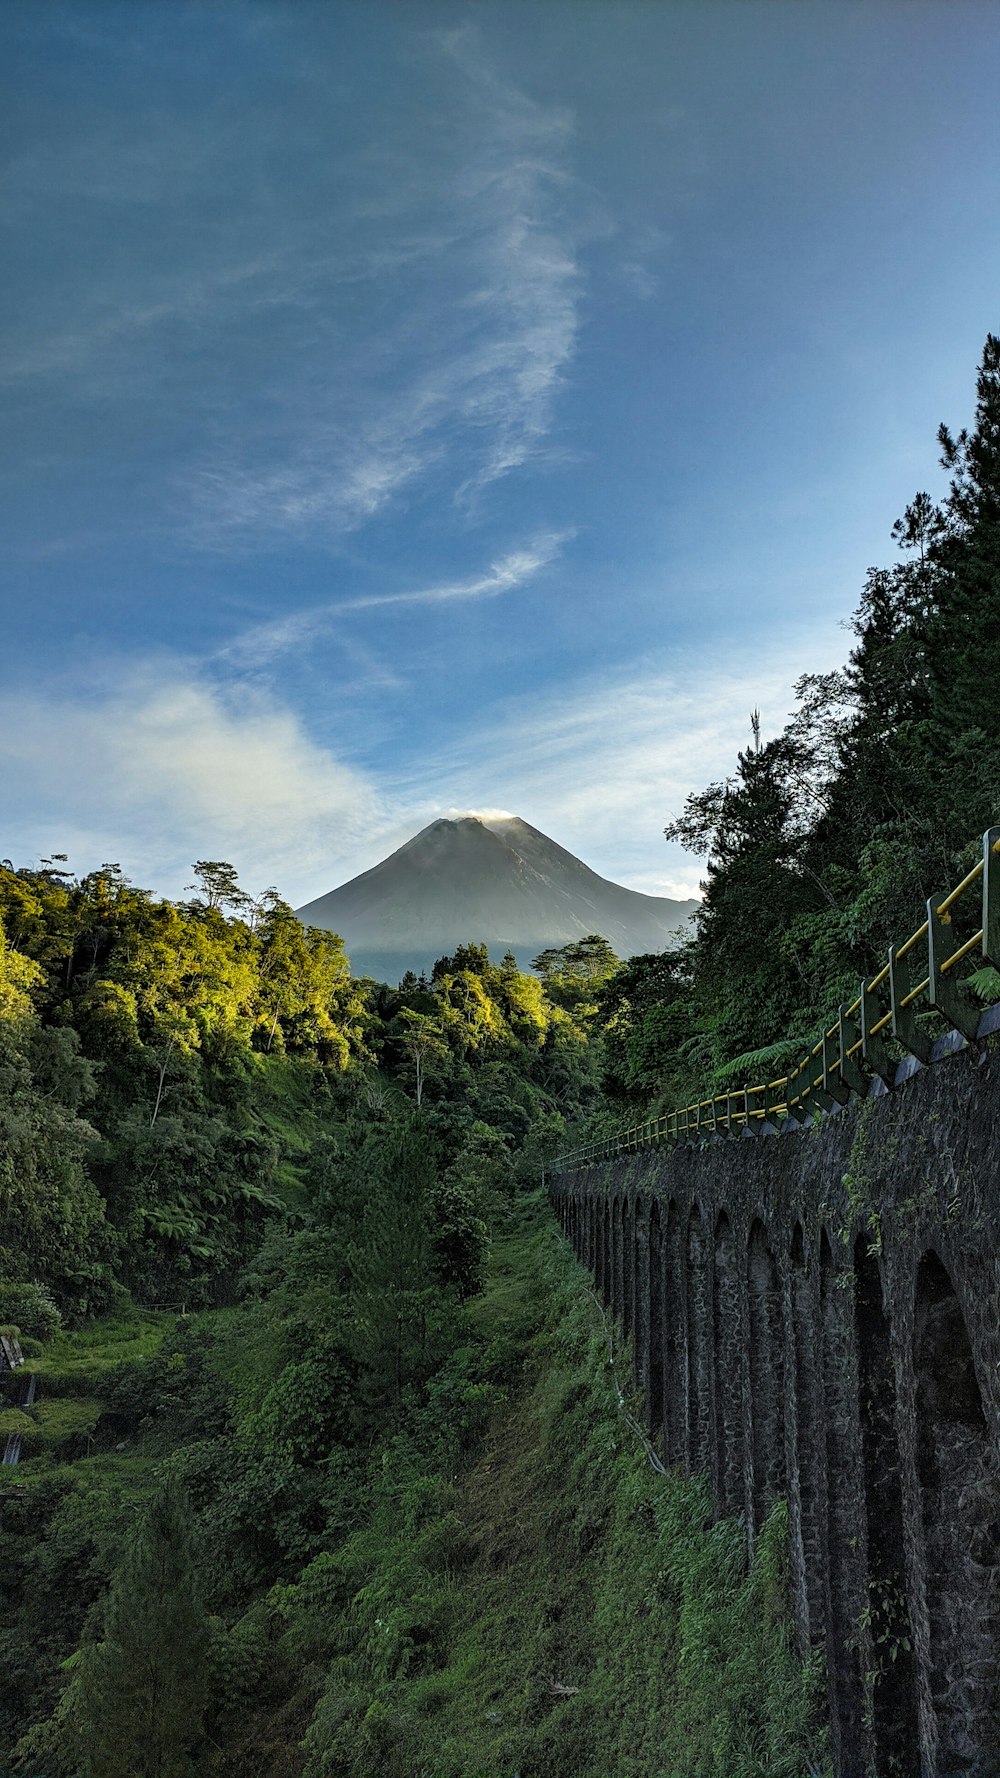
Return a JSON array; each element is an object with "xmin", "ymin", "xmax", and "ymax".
[
  {"xmin": 296, "ymin": 1210, "xmax": 824, "ymax": 1778},
  {"xmin": 597, "ymin": 334, "xmax": 1000, "ymax": 1113},
  {"xmin": 0, "ymin": 832, "xmax": 819, "ymax": 1773},
  {"xmin": 7, "ymin": 334, "xmax": 997, "ymax": 1776}
]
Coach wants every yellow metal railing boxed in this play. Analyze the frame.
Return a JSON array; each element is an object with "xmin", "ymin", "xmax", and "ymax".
[{"xmin": 553, "ymin": 826, "xmax": 1000, "ymax": 1172}]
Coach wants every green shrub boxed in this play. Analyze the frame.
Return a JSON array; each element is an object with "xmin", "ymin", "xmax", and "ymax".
[{"xmin": 0, "ymin": 1279, "xmax": 62, "ymax": 1341}]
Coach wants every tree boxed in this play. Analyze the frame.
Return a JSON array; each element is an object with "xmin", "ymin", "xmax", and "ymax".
[
  {"xmin": 597, "ymin": 950, "xmax": 693, "ymax": 1104},
  {"xmin": 919, "ymin": 333, "xmax": 1000, "ymax": 808},
  {"xmin": 391, "ymin": 1007, "xmax": 449, "ymax": 1108},
  {"xmin": 67, "ymin": 1478, "xmax": 209, "ymax": 1778},
  {"xmin": 0, "ymin": 910, "xmax": 42, "ymax": 1018},
  {"xmin": 349, "ymin": 1124, "xmax": 447, "ymax": 1411},
  {"xmin": 531, "ymin": 935, "xmax": 619, "ymax": 1014},
  {"xmin": 185, "ymin": 860, "xmax": 251, "ymax": 916}
]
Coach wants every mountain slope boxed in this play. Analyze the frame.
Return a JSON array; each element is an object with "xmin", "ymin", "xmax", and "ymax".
[{"xmin": 296, "ymin": 815, "xmax": 697, "ymax": 980}]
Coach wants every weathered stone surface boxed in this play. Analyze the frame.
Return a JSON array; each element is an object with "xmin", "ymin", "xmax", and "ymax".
[{"xmin": 549, "ymin": 1041, "xmax": 1000, "ymax": 1778}]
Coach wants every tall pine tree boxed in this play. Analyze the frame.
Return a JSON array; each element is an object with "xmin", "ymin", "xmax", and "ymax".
[{"xmin": 70, "ymin": 1478, "xmax": 209, "ymax": 1778}]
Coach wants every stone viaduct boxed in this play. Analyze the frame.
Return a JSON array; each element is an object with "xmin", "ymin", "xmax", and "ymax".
[{"xmin": 549, "ymin": 1033, "xmax": 1000, "ymax": 1778}]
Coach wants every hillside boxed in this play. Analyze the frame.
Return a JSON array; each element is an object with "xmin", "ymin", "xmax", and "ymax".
[{"xmin": 296, "ymin": 814, "xmax": 698, "ymax": 981}]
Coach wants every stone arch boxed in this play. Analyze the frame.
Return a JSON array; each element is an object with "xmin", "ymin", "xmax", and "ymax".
[
  {"xmin": 610, "ymin": 1195, "xmax": 624, "ymax": 1325},
  {"xmin": 632, "ymin": 1197, "xmax": 649, "ymax": 1394},
  {"xmin": 914, "ymin": 1249, "xmax": 1000, "ymax": 1774},
  {"xmin": 601, "ymin": 1193, "xmax": 613, "ymax": 1305},
  {"xmin": 663, "ymin": 1198, "xmax": 686, "ymax": 1467},
  {"xmin": 592, "ymin": 1192, "xmax": 605, "ymax": 1298},
  {"xmin": 854, "ymin": 1236, "xmax": 919, "ymax": 1778},
  {"xmin": 789, "ymin": 1222, "xmax": 824, "ymax": 1655},
  {"xmin": 686, "ymin": 1203, "xmax": 711, "ymax": 1473},
  {"xmin": 819, "ymin": 1229, "xmax": 867, "ymax": 1770},
  {"xmin": 748, "ymin": 1219, "xmax": 786, "ymax": 1527},
  {"xmin": 647, "ymin": 1199, "xmax": 665, "ymax": 1449},
  {"xmin": 712, "ymin": 1210, "xmax": 743, "ymax": 1514},
  {"xmin": 622, "ymin": 1194, "xmax": 636, "ymax": 1343}
]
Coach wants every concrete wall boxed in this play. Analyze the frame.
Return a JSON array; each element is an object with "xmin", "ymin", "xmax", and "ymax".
[{"xmin": 550, "ymin": 1041, "xmax": 1000, "ymax": 1778}]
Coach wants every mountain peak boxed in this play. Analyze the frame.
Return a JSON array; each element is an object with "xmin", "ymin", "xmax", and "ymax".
[{"xmin": 296, "ymin": 814, "xmax": 697, "ymax": 982}]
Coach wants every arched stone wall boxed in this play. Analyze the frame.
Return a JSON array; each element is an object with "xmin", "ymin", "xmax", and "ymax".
[
  {"xmin": 647, "ymin": 1199, "xmax": 666, "ymax": 1450},
  {"xmin": 686, "ymin": 1203, "xmax": 711, "ymax": 1475},
  {"xmin": 789, "ymin": 1222, "xmax": 824, "ymax": 1657},
  {"xmin": 549, "ymin": 1038, "xmax": 1000, "ymax": 1778},
  {"xmin": 622, "ymin": 1194, "xmax": 636, "ymax": 1343},
  {"xmin": 819, "ymin": 1229, "xmax": 868, "ymax": 1776},
  {"xmin": 610, "ymin": 1195, "xmax": 624, "ymax": 1325},
  {"xmin": 748, "ymin": 1219, "xmax": 786, "ymax": 1528},
  {"xmin": 913, "ymin": 1250, "xmax": 1000, "ymax": 1775},
  {"xmin": 632, "ymin": 1197, "xmax": 650, "ymax": 1396},
  {"xmin": 663, "ymin": 1198, "xmax": 686, "ymax": 1468},
  {"xmin": 854, "ymin": 1238, "xmax": 920, "ymax": 1777},
  {"xmin": 712, "ymin": 1210, "xmax": 743, "ymax": 1515}
]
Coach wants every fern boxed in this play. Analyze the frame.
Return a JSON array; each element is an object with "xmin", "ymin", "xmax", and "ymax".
[
  {"xmin": 712, "ymin": 1037, "xmax": 804, "ymax": 1089},
  {"xmin": 966, "ymin": 964, "xmax": 1000, "ymax": 1004}
]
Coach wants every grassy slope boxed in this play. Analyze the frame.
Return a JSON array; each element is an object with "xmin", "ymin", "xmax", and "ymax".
[
  {"xmin": 2, "ymin": 1188, "xmax": 828, "ymax": 1776},
  {"xmin": 297, "ymin": 1200, "xmax": 829, "ymax": 1778}
]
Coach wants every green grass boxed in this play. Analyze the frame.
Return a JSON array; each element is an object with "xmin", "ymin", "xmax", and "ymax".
[
  {"xmin": 27, "ymin": 1308, "xmax": 175, "ymax": 1390},
  {"xmin": 295, "ymin": 1198, "xmax": 830, "ymax": 1778},
  {"xmin": 6, "ymin": 1307, "xmax": 175, "ymax": 1465}
]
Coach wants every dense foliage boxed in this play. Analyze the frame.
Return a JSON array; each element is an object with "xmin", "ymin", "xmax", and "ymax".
[
  {"xmin": 8, "ymin": 332, "xmax": 994, "ymax": 1776},
  {"xmin": 0, "ymin": 867, "xmax": 608, "ymax": 1772},
  {"xmin": 0, "ymin": 846, "xmax": 819, "ymax": 1774},
  {"xmin": 598, "ymin": 334, "xmax": 1000, "ymax": 1110}
]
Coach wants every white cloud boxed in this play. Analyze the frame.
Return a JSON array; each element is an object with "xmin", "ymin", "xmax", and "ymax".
[
  {"xmin": 183, "ymin": 32, "xmax": 587, "ymax": 545},
  {"xmin": 223, "ymin": 531, "xmax": 572, "ymax": 667},
  {"xmin": 0, "ymin": 665, "xmax": 382, "ymax": 901},
  {"xmin": 5, "ymin": 22, "xmax": 590, "ymax": 554},
  {"xmin": 0, "ymin": 625, "xmax": 849, "ymax": 916},
  {"xmin": 386, "ymin": 628, "xmax": 848, "ymax": 896}
]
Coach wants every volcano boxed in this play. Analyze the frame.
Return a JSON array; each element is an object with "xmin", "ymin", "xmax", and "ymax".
[{"xmin": 295, "ymin": 814, "xmax": 697, "ymax": 982}]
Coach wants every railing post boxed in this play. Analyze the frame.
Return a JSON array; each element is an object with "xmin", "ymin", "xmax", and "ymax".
[
  {"xmin": 804, "ymin": 1046, "xmax": 835, "ymax": 1111},
  {"xmin": 838, "ymin": 1006, "xmax": 869, "ymax": 1097},
  {"xmin": 984, "ymin": 827, "xmax": 1000, "ymax": 967},
  {"xmin": 822, "ymin": 1027, "xmax": 851, "ymax": 1105},
  {"xmin": 889, "ymin": 941, "xmax": 933, "ymax": 1062},
  {"xmin": 861, "ymin": 977, "xmax": 895, "ymax": 1085},
  {"xmin": 927, "ymin": 892, "xmax": 981, "ymax": 1041}
]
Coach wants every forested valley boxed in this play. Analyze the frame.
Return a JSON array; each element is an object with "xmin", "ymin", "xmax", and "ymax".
[{"xmin": 2, "ymin": 336, "xmax": 998, "ymax": 1778}]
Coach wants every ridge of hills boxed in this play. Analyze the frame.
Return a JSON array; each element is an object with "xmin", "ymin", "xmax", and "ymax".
[{"xmin": 295, "ymin": 813, "xmax": 698, "ymax": 981}]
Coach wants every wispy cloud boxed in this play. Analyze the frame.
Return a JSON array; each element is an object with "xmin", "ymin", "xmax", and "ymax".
[
  {"xmin": 223, "ymin": 530, "xmax": 572, "ymax": 667},
  {"xmin": 387, "ymin": 630, "xmax": 848, "ymax": 898},
  {"xmin": 0, "ymin": 623, "xmax": 849, "ymax": 912},
  {"xmin": 181, "ymin": 28, "xmax": 587, "ymax": 545},
  {"xmin": 0, "ymin": 663, "xmax": 382, "ymax": 900},
  {"xmin": 4, "ymin": 20, "xmax": 587, "ymax": 552},
  {"xmin": 4, "ymin": 17, "xmax": 594, "ymax": 566}
]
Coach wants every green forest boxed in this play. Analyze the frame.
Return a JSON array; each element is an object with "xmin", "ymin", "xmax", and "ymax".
[{"xmin": 1, "ymin": 335, "xmax": 998, "ymax": 1778}]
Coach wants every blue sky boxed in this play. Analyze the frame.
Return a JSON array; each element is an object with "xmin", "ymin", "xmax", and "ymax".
[{"xmin": 3, "ymin": 1, "xmax": 1000, "ymax": 907}]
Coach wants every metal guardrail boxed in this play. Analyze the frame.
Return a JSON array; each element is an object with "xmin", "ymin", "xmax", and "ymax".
[{"xmin": 553, "ymin": 826, "xmax": 1000, "ymax": 1171}]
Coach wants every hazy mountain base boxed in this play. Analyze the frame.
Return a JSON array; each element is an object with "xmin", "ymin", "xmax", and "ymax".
[{"xmin": 297, "ymin": 815, "xmax": 697, "ymax": 982}]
